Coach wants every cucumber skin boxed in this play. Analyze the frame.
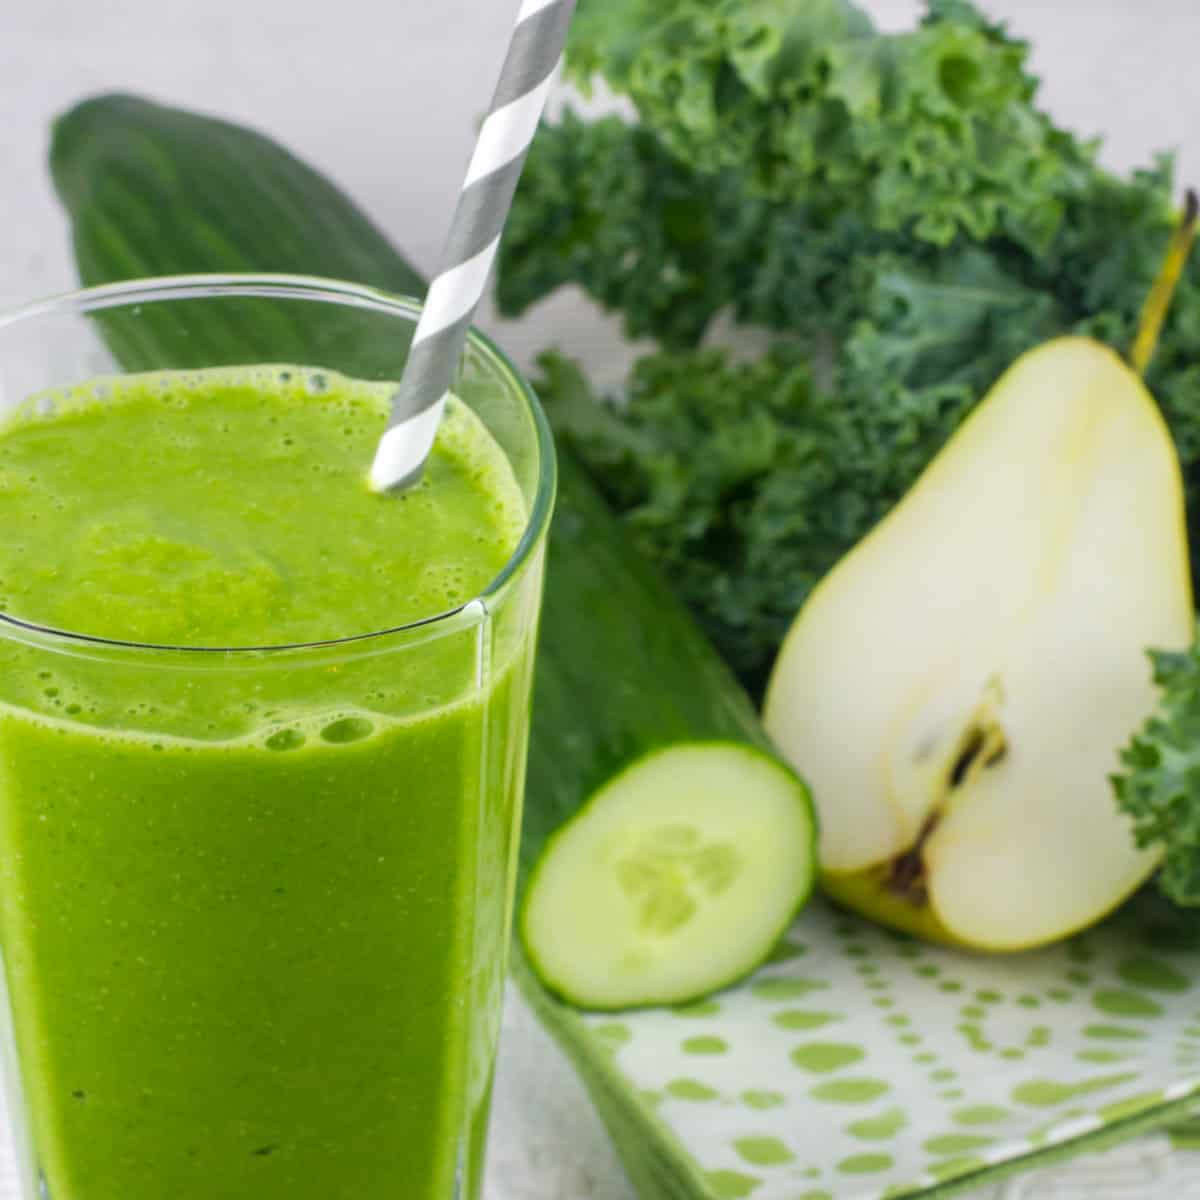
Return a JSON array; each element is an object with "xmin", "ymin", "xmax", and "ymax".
[
  {"xmin": 50, "ymin": 91, "xmax": 815, "ymax": 888},
  {"xmin": 52, "ymin": 95, "xmax": 425, "ymax": 300},
  {"xmin": 521, "ymin": 452, "xmax": 813, "ymax": 883},
  {"xmin": 522, "ymin": 740, "xmax": 816, "ymax": 1011}
]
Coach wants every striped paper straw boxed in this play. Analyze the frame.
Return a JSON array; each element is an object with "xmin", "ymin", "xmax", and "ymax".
[{"xmin": 370, "ymin": 0, "xmax": 577, "ymax": 491}]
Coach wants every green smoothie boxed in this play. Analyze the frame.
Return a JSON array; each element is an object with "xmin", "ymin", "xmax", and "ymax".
[{"xmin": 0, "ymin": 366, "xmax": 538, "ymax": 1200}]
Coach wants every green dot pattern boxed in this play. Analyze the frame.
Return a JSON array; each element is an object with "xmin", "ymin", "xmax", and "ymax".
[
  {"xmin": 591, "ymin": 1022, "xmax": 632, "ymax": 1047},
  {"xmin": 575, "ymin": 894, "xmax": 1200, "ymax": 1198},
  {"xmin": 1092, "ymin": 989, "xmax": 1164, "ymax": 1018},
  {"xmin": 1118, "ymin": 956, "xmax": 1189, "ymax": 993},
  {"xmin": 1084, "ymin": 1023, "xmax": 1147, "ymax": 1041},
  {"xmin": 811, "ymin": 1078, "xmax": 890, "ymax": 1104},
  {"xmin": 1076, "ymin": 1048, "xmax": 1130, "ymax": 1064},
  {"xmin": 837, "ymin": 1152, "xmax": 894, "ymax": 1174},
  {"xmin": 733, "ymin": 1136, "xmax": 794, "ymax": 1166},
  {"xmin": 848, "ymin": 1108, "xmax": 907, "ymax": 1140},
  {"xmin": 954, "ymin": 1105, "xmax": 1010, "ymax": 1125},
  {"xmin": 771, "ymin": 1009, "xmax": 838, "ymax": 1031},
  {"xmin": 925, "ymin": 1133, "xmax": 995, "ymax": 1156},
  {"xmin": 790, "ymin": 1042, "xmax": 865, "ymax": 1073},
  {"xmin": 682, "ymin": 1035, "xmax": 730, "ymax": 1056},
  {"xmin": 704, "ymin": 1168, "xmax": 762, "ymax": 1198},
  {"xmin": 667, "ymin": 1078, "xmax": 720, "ymax": 1102}
]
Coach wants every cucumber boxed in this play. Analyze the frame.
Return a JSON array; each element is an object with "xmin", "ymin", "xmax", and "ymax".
[
  {"xmin": 523, "ymin": 454, "xmax": 815, "ymax": 1007},
  {"xmin": 50, "ymin": 94, "xmax": 818, "ymax": 1010},
  {"xmin": 51, "ymin": 94, "xmax": 424, "ymax": 298},
  {"xmin": 525, "ymin": 453, "xmax": 816, "ymax": 1008},
  {"xmin": 50, "ymin": 94, "xmax": 424, "ymax": 378},
  {"xmin": 523, "ymin": 742, "xmax": 815, "ymax": 1009}
]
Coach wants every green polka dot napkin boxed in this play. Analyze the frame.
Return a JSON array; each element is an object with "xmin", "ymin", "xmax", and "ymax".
[{"xmin": 514, "ymin": 893, "xmax": 1200, "ymax": 1199}]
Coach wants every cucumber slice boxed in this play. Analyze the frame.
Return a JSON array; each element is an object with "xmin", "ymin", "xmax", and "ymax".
[{"xmin": 521, "ymin": 741, "xmax": 816, "ymax": 1011}]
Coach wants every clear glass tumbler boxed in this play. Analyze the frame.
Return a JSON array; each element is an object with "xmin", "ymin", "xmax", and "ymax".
[{"xmin": 0, "ymin": 275, "xmax": 555, "ymax": 1200}]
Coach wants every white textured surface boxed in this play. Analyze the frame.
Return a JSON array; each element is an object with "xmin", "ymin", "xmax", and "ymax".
[{"xmin": 3, "ymin": 1, "xmax": 1200, "ymax": 1196}]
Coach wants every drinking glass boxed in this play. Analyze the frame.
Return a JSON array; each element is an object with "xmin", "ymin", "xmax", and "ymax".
[{"xmin": 0, "ymin": 275, "xmax": 555, "ymax": 1200}]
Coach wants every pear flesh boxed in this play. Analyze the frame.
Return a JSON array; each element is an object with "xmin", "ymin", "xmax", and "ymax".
[{"xmin": 764, "ymin": 337, "xmax": 1193, "ymax": 950}]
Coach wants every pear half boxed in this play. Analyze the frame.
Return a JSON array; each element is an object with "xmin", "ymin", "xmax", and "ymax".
[{"xmin": 764, "ymin": 337, "xmax": 1193, "ymax": 950}]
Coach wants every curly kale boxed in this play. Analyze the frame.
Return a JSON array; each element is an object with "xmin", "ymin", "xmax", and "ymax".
[
  {"xmin": 498, "ymin": 114, "xmax": 766, "ymax": 348},
  {"xmin": 498, "ymin": 113, "xmax": 906, "ymax": 349},
  {"xmin": 501, "ymin": 0, "xmax": 1200, "ymax": 699},
  {"xmin": 1115, "ymin": 640, "xmax": 1200, "ymax": 907}
]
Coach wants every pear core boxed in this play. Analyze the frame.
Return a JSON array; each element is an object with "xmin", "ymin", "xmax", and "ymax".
[{"xmin": 765, "ymin": 337, "xmax": 1193, "ymax": 951}]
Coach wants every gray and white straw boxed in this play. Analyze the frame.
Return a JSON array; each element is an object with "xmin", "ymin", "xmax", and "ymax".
[{"xmin": 370, "ymin": 0, "xmax": 577, "ymax": 491}]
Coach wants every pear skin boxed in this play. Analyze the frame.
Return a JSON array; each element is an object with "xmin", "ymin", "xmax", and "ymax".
[
  {"xmin": 822, "ymin": 871, "xmax": 960, "ymax": 948},
  {"xmin": 764, "ymin": 337, "xmax": 1193, "ymax": 951}
]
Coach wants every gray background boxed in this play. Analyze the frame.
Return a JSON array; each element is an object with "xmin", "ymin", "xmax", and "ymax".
[{"xmin": 3, "ymin": 2, "xmax": 1200, "ymax": 1196}]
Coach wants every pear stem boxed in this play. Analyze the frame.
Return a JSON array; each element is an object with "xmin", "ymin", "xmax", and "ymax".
[{"xmin": 1130, "ymin": 189, "xmax": 1199, "ymax": 377}]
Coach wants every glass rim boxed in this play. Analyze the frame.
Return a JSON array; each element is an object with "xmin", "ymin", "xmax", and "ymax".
[{"xmin": 0, "ymin": 272, "xmax": 557, "ymax": 656}]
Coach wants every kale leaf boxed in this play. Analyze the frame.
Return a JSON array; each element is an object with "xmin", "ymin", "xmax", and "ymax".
[
  {"xmin": 1116, "ymin": 639, "xmax": 1200, "ymax": 907},
  {"xmin": 563, "ymin": 0, "xmax": 1093, "ymax": 249}
]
